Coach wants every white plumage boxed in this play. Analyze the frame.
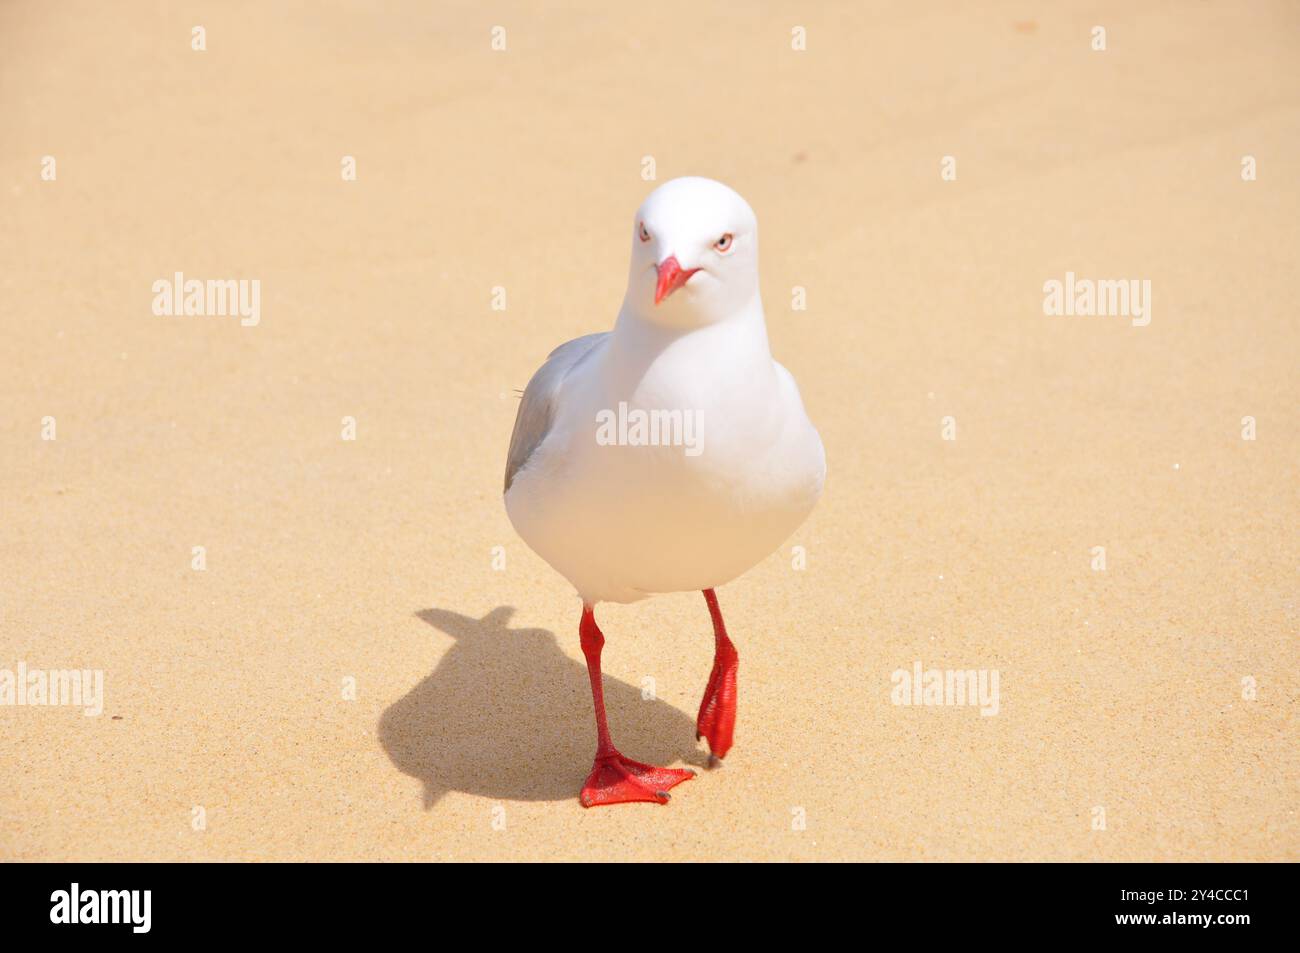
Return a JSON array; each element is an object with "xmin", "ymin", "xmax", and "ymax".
[{"xmin": 505, "ymin": 177, "xmax": 825, "ymax": 605}]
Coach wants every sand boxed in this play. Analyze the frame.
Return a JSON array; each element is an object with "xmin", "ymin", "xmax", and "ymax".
[{"xmin": 1, "ymin": 1, "xmax": 1296, "ymax": 861}]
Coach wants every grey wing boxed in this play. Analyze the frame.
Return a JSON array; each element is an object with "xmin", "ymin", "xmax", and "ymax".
[{"xmin": 503, "ymin": 332, "xmax": 607, "ymax": 493}]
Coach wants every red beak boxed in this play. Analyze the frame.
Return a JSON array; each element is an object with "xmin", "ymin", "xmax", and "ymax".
[{"xmin": 654, "ymin": 256, "xmax": 700, "ymax": 305}]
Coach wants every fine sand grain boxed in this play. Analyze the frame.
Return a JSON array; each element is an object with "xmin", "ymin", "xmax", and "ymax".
[{"xmin": 1, "ymin": 1, "xmax": 1296, "ymax": 860}]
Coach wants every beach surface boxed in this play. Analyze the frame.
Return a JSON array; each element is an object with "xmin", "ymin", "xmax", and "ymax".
[{"xmin": 1, "ymin": 0, "xmax": 1296, "ymax": 860}]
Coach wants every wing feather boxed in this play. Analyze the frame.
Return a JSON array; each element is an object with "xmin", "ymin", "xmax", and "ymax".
[{"xmin": 503, "ymin": 333, "xmax": 606, "ymax": 493}]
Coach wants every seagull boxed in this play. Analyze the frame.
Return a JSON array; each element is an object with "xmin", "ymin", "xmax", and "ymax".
[{"xmin": 504, "ymin": 176, "xmax": 825, "ymax": 807}]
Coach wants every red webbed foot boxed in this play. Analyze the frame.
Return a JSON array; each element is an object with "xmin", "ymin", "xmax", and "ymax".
[
  {"xmin": 696, "ymin": 588, "xmax": 738, "ymax": 764},
  {"xmin": 695, "ymin": 649, "xmax": 737, "ymax": 764},
  {"xmin": 579, "ymin": 752, "xmax": 695, "ymax": 807}
]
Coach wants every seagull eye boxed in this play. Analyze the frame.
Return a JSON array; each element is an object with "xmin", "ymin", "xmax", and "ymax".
[
  {"xmin": 714, "ymin": 232, "xmax": 734, "ymax": 253},
  {"xmin": 639, "ymin": 222, "xmax": 651, "ymax": 243}
]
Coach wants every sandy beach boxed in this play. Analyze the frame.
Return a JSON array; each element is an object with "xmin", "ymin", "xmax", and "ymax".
[{"xmin": 1, "ymin": 1, "xmax": 1296, "ymax": 861}]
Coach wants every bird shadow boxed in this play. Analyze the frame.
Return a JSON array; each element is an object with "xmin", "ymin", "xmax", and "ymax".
[{"xmin": 378, "ymin": 606, "xmax": 706, "ymax": 807}]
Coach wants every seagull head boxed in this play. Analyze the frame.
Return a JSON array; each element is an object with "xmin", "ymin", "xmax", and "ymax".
[{"xmin": 623, "ymin": 177, "xmax": 759, "ymax": 327}]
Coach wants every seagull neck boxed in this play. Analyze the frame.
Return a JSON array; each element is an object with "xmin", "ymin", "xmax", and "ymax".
[{"xmin": 609, "ymin": 297, "xmax": 771, "ymax": 371}]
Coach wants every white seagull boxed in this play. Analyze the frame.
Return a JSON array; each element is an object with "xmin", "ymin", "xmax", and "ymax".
[{"xmin": 504, "ymin": 176, "xmax": 825, "ymax": 807}]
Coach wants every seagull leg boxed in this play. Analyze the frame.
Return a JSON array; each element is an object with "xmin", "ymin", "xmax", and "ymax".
[
  {"xmin": 696, "ymin": 588, "xmax": 738, "ymax": 765},
  {"xmin": 577, "ymin": 605, "xmax": 694, "ymax": 807}
]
